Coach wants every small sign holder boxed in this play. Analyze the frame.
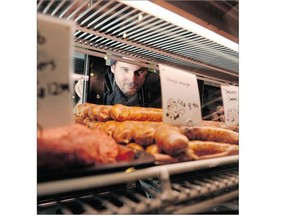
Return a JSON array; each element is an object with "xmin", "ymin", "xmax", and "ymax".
[
  {"xmin": 220, "ymin": 84, "xmax": 239, "ymax": 126},
  {"xmin": 159, "ymin": 64, "xmax": 202, "ymax": 127},
  {"xmin": 37, "ymin": 14, "xmax": 75, "ymax": 128}
]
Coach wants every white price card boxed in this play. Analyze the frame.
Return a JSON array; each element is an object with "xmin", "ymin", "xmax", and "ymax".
[
  {"xmin": 221, "ymin": 84, "xmax": 239, "ymax": 126},
  {"xmin": 159, "ymin": 64, "xmax": 202, "ymax": 127},
  {"xmin": 37, "ymin": 14, "xmax": 75, "ymax": 128}
]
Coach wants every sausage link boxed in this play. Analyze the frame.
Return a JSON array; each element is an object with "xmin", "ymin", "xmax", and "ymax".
[
  {"xmin": 180, "ymin": 126, "xmax": 239, "ymax": 144},
  {"xmin": 178, "ymin": 141, "xmax": 239, "ymax": 161},
  {"xmin": 155, "ymin": 125, "xmax": 189, "ymax": 155},
  {"xmin": 110, "ymin": 104, "xmax": 162, "ymax": 121},
  {"xmin": 112, "ymin": 121, "xmax": 136, "ymax": 144}
]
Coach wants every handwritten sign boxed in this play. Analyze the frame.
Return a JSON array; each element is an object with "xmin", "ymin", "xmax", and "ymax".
[
  {"xmin": 221, "ymin": 84, "xmax": 239, "ymax": 126},
  {"xmin": 37, "ymin": 14, "xmax": 75, "ymax": 128},
  {"xmin": 159, "ymin": 64, "xmax": 202, "ymax": 126}
]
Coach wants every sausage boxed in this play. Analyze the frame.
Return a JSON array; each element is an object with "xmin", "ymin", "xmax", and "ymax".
[
  {"xmin": 98, "ymin": 121, "xmax": 120, "ymax": 136},
  {"xmin": 126, "ymin": 143, "xmax": 144, "ymax": 151},
  {"xmin": 112, "ymin": 121, "xmax": 136, "ymax": 144},
  {"xmin": 116, "ymin": 145, "xmax": 135, "ymax": 162},
  {"xmin": 83, "ymin": 117, "xmax": 93, "ymax": 127},
  {"xmin": 155, "ymin": 125, "xmax": 189, "ymax": 156},
  {"xmin": 88, "ymin": 105, "xmax": 112, "ymax": 122},
  {"xmin": 74, "ymin": 115, "xmax": 85, "ymax": 124},
  {"xmin": 96, "ymin": 105, "xmax": 112, "ymax": 122},
  {"xmin": 87, "ymin": 104, "xmax": 99, "ymax": 120},
  {"xmin": 145, "ymin": 144, "xmax": 159, "ymax": 155},
  {"xmin": 179, "ymin": 141, "xmax": 239, "ymax": 161},
  {"xmin": 180, "ymin": 126, "xmax": 239, "ymax": 144},
  {"xmin": 133, "ymin": 122, "xmax": 156, "ymax": 146},
  {"xmin": 110, "ymin": 104, "xmax": 162, "ymax": 121},
  {"xmin": 201, "ymin": 120, "xmax": 239, "ymax": 132},
  {"xmin": 75, "ymin": 103, "xmax": 94, "ymax": 117},
  {"xmin": 88, "ymin": 121, "xmax": 103, "ymax": 129},
  {"xmin": 202, "ymin": 120, "xmax": 224, "ymax": 128},
  {"xmin": 152, "ymin": 153, "xmax": 178, "ymax": 164}
]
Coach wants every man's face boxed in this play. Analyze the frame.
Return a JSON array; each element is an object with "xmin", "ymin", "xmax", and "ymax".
[{"xmin": 111, "ymin": 61, "xmax": 148, "ymax": 97}]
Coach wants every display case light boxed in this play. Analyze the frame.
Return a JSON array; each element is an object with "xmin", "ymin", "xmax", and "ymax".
[
  {"xmin": 119, "ymin": 0, "xmax": 238, "ymax": 52},
  {"xmin": 138, "ymin": 13, "xmax": 143, "ymax": 21}
]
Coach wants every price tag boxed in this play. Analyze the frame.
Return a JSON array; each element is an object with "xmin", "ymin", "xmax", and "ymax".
[
  {"xmin": 221, "ymin": 84, "xmax": 239, "ymax": 126},
  {"xmin": 159, "ymin": 64, "xmax": 202, "ymax": 127},
  {"xmin": 37, "ymin": 14, "xmax": 75, "ymax": 128}
]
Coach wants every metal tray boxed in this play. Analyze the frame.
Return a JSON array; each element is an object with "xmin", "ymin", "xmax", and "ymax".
[{"xmin": 38, "ymin": 149, "xmax": 155, "ymax": 183}]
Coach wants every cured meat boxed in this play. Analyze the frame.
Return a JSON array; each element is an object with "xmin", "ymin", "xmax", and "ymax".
[
  {"xmin": 152, "ymin": 153, "xmax": 178, "ymax": 164},
  {"xmin": 110, "ymin": 104, "xmax": 162, "ymax": 122},
  {"xmin": 87, "ymin": 104, "xmax": 98, "ymax": 120},
  {"xmin": 74, "ymin": 115, "xmax": 85, "ymax": 124},
  {"xmin": 126, "ymin": 143, "xmax": 144, "ymax": 151},
  {"xmin": 116, "ymin": 145, "xmax": 135, "ymax": 161},
  {"xmin": 88, "ymin": 121, "xmax": 103, "ymax": 129},
  {"xmin": 96, "ymin": 105, "xmax": 112, "ymax": 122},
  {"xmin": 88, "ymin": 105, "xmax": 112, "ymax": 122},
  {"xmin": 75, "ymin": 103, "xmax": 94, "ymax": 117},
  {"xmin": 202, "ymin": 120, "xmax": 225, "ymax": 128},
  {"xmin": 155, "ymin": 125, "xmax": 189, "ymax": 155},
  {"xmin": 83, "ymin": 117, "xmax": 93, "ymax": 127},
  {"xmin": 112, "ymin": 121, "xmax": 136, "ymax": 144},
  {"xmin": 37, "ymin": 124, "xmax": 119, "ymax": 170},
  {"xmin": 133, "ymin": 122, "xmax": 156, "ymax": 146},
  {"xmin": 202, "ymin": 120, "xmax": 239, "ymax": 132},
  {"xmin": 178, "ymin": 141, "xmax": 239, "ymax": 161},
  {"xmin": 145, "ymin": 144, "xmax": 159, "ymax": 155},
  {"xmin": 180, "ymin": 126, "xmax": 239, "ymax": 144},
  {"xmin": 98, "ymin": 121, "xmax": 120, "ymax": 137}
]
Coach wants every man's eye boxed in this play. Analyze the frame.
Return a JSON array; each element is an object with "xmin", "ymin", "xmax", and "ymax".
[
  {"xmin": 122, "ymin": 68, "xmax": 128, "ymax": 72},
  {"xmin": 136, "ymin": 70, "xmax": 145, "ymax": 75}
]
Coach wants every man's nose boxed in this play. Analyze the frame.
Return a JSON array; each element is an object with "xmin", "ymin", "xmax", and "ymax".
[{"xmin": 126, "ymin": 71, "xmax": 136, "ymax": 82}]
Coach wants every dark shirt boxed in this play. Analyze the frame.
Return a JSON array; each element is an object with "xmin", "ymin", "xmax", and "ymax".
[{"xmin": 104, "ymin": 68, "xmax": 162, "ymax": 108}]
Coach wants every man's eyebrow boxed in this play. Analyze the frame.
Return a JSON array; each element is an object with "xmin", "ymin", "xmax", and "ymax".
[{"xmin": 135, "ymin": 68, "xmax": 146, "ymax": 73}]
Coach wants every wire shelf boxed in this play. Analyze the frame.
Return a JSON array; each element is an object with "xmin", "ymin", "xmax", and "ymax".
[{"xmin": 37, "ymin": 0, "xmax": 239, "ymax": 84}]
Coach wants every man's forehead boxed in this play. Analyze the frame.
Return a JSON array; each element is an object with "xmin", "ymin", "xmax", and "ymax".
[{"xmin": 117, "ymin": 61, "xmax": 146, "ymax": 70}]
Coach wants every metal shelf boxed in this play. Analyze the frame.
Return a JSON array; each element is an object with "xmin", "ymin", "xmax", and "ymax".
[
  {"xmin": 37, "ymin": 0, "xmax": 239, "ymax": 85},
  {"xmin": 38, "ymin": 155, "xmax": 238, "ymax": 196},
  {"xmin": 38, "ymin": 156, "xmax": 238, "ymax": 214}
]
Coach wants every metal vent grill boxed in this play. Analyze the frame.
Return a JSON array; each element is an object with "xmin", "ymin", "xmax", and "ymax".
[{"xmin": 37, "ymin": 0, "xmax": 239, "ymax": 84}]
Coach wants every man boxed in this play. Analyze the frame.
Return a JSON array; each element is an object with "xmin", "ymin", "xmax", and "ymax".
[{"xmin": 75, "ymin": 59, "xmax": 162, "ymax": 108}]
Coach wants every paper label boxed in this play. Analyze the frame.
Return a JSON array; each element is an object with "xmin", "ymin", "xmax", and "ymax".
[
  {"xmin": 37, "ymin": 14, "xmax": 75, "ymax": 128},
  {"xmin": 221, "ymin": 85, "xmax": 239, "ymax": 126},
  {"xmin": 159, "ymin": 64, "xmax": 202, "ymax": 126}
]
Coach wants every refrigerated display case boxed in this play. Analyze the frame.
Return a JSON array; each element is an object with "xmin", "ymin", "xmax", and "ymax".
[{"xmin": 37, "ymin": 0, "xmax": 239, "ymax": 214}]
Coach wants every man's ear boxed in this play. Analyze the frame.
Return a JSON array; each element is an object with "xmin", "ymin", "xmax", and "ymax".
[{"xmin": 111, "ymin": 63, "xmax": 116, "ymax": 74}]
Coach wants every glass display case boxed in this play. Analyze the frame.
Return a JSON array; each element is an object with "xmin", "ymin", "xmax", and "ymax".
[{"xmin": 37, "ymin": 0, "xmax": 239, "ymax": 214}]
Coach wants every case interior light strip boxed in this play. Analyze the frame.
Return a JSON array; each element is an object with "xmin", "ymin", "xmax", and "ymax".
[{"xmin": 119, "ymin": 0, "xmax": 238, "ymax": 52}]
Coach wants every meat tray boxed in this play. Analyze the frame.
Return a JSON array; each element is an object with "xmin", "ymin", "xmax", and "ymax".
[{"xmin": 38, "ymin": 148, "xmax": 155, "ymax": 182}]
